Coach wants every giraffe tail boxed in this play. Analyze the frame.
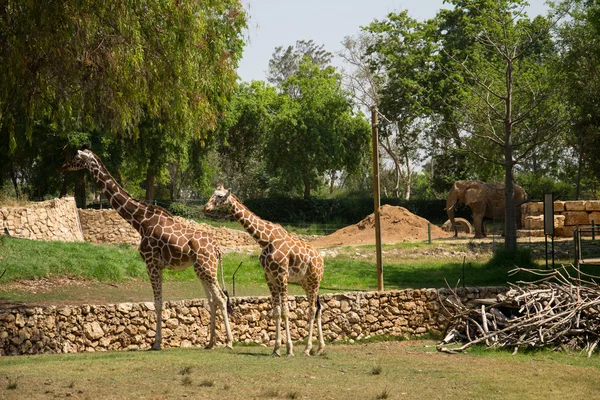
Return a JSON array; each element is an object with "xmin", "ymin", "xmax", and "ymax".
[
  {"xmin": 218, "ymin": 249, "xmax": 233, "ymax": 314},
  {"xmin": 315, "ymin": 294, "xmax": 321, "ymax": 318},
  {"xmin": 223, "ymin": 288, "xmax": 233, "ymax": 314}
]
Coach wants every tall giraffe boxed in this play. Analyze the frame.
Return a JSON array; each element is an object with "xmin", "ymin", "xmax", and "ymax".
[
  {"xmin": 204, "ymin": 184, "xmax": 325, "ymax": 356},
  {"xmin": 62, "ymin": 148, "xmax": 233, "ymax": 350}
]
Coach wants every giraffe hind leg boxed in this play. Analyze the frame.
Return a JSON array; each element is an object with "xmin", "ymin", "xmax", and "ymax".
[
  {"xmin": 200, "ymin": 280, "xmax": 217, "ymax": 349},
  {"xmin": 209, "ymin": 281, "xmax": 233, "ymax": 349}
]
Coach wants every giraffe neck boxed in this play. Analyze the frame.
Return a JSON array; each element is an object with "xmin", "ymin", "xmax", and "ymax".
[
  {"xmin": 85, "ymin": 157, "xmax": 149, "ymax": 232},
  {"xmin": 228, "ymin": 196, "xmax": 281, "ymax": 247}
]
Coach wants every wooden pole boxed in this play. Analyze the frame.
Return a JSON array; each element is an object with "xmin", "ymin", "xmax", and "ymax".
[{"xmin": 371, "ymin": 106, "xmax": 383, "ymax": 291}]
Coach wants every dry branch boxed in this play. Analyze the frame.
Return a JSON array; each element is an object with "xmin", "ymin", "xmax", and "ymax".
[{"xmin": 437, "ymin": 265, "xmax": 600, "ymax": 356}]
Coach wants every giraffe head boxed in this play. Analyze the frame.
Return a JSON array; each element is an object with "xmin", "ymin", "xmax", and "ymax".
[
  {"xmin": 61, "ymin": 147, "xmax": 98, "ymax": 172},
  {"xmin": 204, "ymin": 184, "xmax": 233, "ymax": 211}
]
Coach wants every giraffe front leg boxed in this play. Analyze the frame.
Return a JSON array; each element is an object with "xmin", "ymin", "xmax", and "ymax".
[
  {"xmin": 316, "ymin": 295, "xmax": 325, "ymax": 355},
  {"xmin": 146, "ymin": 263, "xmax": 163, "ymax": 351},
  {"xmin": 266, "ymin": 279, "xmax": 283, "ymax": 357},
  {"xmin": 272, "ymin": 304, "xmax": 282, "ymax": 357},
  {"xmin": 280, "ymin": 281, "xmax": 294, "ymax": 357}
]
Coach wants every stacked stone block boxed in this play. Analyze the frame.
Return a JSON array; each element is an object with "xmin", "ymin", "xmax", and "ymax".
[{"xmin": 520, "ymin": 200, "xmax": 600, "ymax": 237}]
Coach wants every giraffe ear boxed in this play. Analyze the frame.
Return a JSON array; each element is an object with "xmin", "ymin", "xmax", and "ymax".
[{"xmin": 225, "ymin": 190, "xmax": 231, "ymax": 198}]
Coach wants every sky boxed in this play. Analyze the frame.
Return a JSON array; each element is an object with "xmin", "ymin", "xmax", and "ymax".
[{"xmin": 237, "ymin": 0, "xmax": 551, "ymax": 82}]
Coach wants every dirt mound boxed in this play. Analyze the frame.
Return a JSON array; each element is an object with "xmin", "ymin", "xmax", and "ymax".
[{"xmin": 311, "ymin": 204, "xmax": 452, "ymax": 248}]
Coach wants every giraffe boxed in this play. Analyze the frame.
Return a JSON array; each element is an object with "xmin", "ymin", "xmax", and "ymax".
[
  {"xmin": 61, "ymin": 148, "xmax": 233, "ymax": 350},
  {"xmin": 204, "ymin": 184, "xmax": 325, "ymax": 357}
]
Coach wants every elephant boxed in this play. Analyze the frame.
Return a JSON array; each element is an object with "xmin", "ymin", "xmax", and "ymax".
[{"xmin": 446, "ymin": 180, "xmax": 527, "ymax": 238}]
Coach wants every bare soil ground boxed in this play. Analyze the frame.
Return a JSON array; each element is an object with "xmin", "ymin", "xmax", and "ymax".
[{"xmin": 311, "ymin": 205, "xmax": 453, "ymax": 247}]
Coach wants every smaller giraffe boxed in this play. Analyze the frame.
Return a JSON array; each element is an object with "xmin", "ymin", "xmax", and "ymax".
[
  {"xmin": 204, "ymin": 184, "xmax": 325, "ymax": 356},
  {"xmin": 62, "ymin": 148, "xmax": 233, "ymax": 350}
]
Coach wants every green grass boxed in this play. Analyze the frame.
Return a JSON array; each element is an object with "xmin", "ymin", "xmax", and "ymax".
[
  {"xmin": 1, "ymin": 236, "xmax": 511, "ymax": 288},
  {"xmin": 0, "ymin": 340, "xmax": 598, "ymax": 400},
  {"xmin": 0, "ymin": 235, "xmax": 570, "ymax": 305},
  {"xmin": 0, "ymin": 236, "xmax": 146, "ymax": 282}
]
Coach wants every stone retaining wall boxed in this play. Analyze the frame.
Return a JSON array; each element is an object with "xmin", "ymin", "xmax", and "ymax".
[
  {"xmin": 0, "ymin": 198, "xmax": 84, "ymax": 242},
  {"xmin": 0, "ymin": 198, "xmax": 258, "ymax": 249},
  {"xmin": 0, "ymin": 287, "xmax": 505, "ymax": 356},
  {"xmin": 78, "ymin": 209, "xmax": 140, "ymax": 245},
  {"xmin": 520, "ymin": 200, "xmax": 600, "ymax": 237},
  {"xmin": 78, "ymin": 211, "xmax": 257, "ymax": 249}
]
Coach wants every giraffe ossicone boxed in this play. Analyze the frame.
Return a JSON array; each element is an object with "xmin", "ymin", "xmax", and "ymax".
[
  {"xmin": 62, "ymin": 149, "xmax": 233, "ymax": 350},
  {"xmin": 204, "ymin": 184, "xmax": 325, "ymax": 357}
]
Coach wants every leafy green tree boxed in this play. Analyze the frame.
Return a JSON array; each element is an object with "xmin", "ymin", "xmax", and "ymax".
[
  {"xmin": 435, "ymin": 0, "xmax": 566, "ymax": 250},
  {"xmin": 0, "ymin": 0, "xmax": 247, "ymax": 201},
  {"xmin": 266, "ymin": 60, "xmax": 370, "ymax": 199},
  {"xmin": 558, "ymin": 0, "xmax": 600, "ymax": 199},
  {"xmin": 267, "ymin": 40, "xmax": 333, "ymax": 88},
  {"xmin": 214, "ymin": 81, "xmax": 277, "ymax": 198}
]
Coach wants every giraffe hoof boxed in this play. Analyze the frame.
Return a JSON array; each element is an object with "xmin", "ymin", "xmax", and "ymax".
[
  {"xmin": 271, "ymin": 350, "xmax": 281, "ymax": 357},
  {"xmin": 204, "ymin": 344, "xmax": 215, "ymax": 350},
  {"xmin": 303, "ymin": 350, "xmax": 311, "ymax": 356},
  {"xmin": 226, "ymin": 343, "xmax": 233, "ymax": 350}
]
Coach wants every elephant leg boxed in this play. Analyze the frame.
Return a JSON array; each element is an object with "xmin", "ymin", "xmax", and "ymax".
[{"xmin": 471, "ymin": 204, "xmax": 487, "ymax": 238}]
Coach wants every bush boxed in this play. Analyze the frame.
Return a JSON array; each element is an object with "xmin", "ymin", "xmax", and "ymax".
[
  {"xmin": 167, "ymin": 202, "xmax": 205, "ymax": 219},
  {"xmin": 486, "ymin": 247, "xmax": 537, "ymax": 269},
  {"xmin": 242, "ymin": 197, "xmax": 469, "ymax": 225}
]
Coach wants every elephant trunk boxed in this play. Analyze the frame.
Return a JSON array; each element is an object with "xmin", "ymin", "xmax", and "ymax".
[{"xmin": 446, "ymin": 188, "xmax": 459, "ymax": 237}]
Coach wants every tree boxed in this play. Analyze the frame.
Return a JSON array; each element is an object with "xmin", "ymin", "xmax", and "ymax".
[
  {"xmin": 215, "ymin": 81, "xmax": 277, "ymax": 198},
  {"xmin": 266, "ymin": 60, "xmax": 370, "ymax": 199},
  {"xmin": 434, "ymin": 0, "xmax": 567, "ymax": 251},
  {"xmin": 362, "ymin": 12, "xmax": 437, "ymax": 200},
  {"xmin": 267, "ymin": 40, "xmax": 333, "ymax": 88},
  {"xmin": 558, "ymin": 0, "xmax": 600, "ymax": 199},
  {"xmin": 0, "ymin": 0, "xmax": 247, "ymax": 201}
]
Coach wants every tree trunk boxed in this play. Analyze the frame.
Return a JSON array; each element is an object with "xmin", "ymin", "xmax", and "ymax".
[
  {"xmin": 145, "ymin": 167, "xmax": 155, "ymax": 203},
  {"xmin": 59, "ymin": 176, "xmax": 68, "ymax": 198},
  {"xmin": 303, "ymin": 178, "xmax": 311, "ymax": 199},
  {"xmin": 381, "ymin": 136, "xmax": 401, "ymax": 199},
  {"xmin": 8, "ymin": 162, "xmax": 19, "ymax": 200},
  {"xmin": 403, "ymin": 151, "xmax": 411, "ymax": 200},
  {"xmin": 329, "ymin": 170, "xmax": 336, "ymax": 194},
  {"xmin": 575, "ymin": 133, "xmax": 584, "ymax": 200},
  {"xmin": 504, "ymin": 59, "xmax": 517, "ymax": 252},
  {"xmin": 74, "ymin": 171, "xmax": 87, "ymax": 209}
]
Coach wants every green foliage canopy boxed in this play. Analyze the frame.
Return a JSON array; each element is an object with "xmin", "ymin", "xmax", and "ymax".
[{"xmin": 0, "ymin": 0, "xmax": 247, "ymax": 199}]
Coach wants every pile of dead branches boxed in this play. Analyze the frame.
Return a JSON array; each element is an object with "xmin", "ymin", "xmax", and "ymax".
[{"xmin": 437, "ymin": 265, "xmax": 600, "ymax": 356}]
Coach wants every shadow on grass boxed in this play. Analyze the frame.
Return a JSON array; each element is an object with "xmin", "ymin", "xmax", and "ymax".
[
  {"xmin": 233, "ymin": 351, "xmax": 272, "ymax": 358},
  {"xmin": 322, "ymin": 256, "xmax": 545, "ymax": 292}
]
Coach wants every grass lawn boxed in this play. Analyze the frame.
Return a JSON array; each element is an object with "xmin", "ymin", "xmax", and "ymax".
[
  {"xmin": 0, "ymin": 340, "xmax": 598, "ymax": 400},
  {"xmin": 0, "ymin": 235, "xmax": 579, "ymax": 305},
  {"xmin": 0, "ymin": 237, "xmax": 540, "ymax": 303}
]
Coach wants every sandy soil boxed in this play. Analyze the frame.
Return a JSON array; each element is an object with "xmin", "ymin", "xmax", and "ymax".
[{"xmin": 311, "ymin": 204, "xmax": 453, "ymax": 248}]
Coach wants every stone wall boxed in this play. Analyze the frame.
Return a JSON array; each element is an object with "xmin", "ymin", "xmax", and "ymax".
[
  {"xmin": 0, "ymin": 287, "xmax": 505, "ymax": 356},
  {"xmin": 520, "ymin": 200, "xmax": 600, "ymax": 237},
  {"xmin": 0, "ymin": 199, "xmax": 257, "ymax": 249},
  {"xmin": 0, "ymin": 198, "xmax": 84, "ymax": 242},
  {"xmin": 78, "ymin": 209, "xmax": 140, "ymax": 245},
  {"xmin": 78, "ymin": 211, "xmax": 257, "ymax": 248}
]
